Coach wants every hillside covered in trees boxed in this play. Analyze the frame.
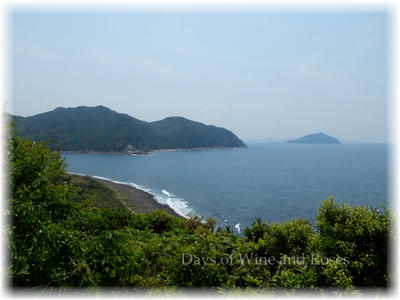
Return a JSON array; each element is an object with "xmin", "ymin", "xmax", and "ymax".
[
  {"xmin": 8, "ymin": 129, "xmax": 391, "ymax": 294},
  {"xmin": 11, "ymin": 106, "xmax": 247, "ymax": 154}
]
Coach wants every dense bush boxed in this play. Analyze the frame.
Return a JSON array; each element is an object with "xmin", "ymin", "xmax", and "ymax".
[
  {"xmin": 8, "ymin": 130, "xmax": 392, "ymax": 293},
  {"xmin": 316, "ymin": 198, "xmax": 390, "ymax": 287}
]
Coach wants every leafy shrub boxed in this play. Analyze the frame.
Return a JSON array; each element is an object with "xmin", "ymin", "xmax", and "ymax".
[
  {"xmin": 244, "ymin": 219, "xmax": 316, "ymax": 258},
  {"xmin": 316, "ymin": 197, "xmax": 391, "ymax": 287}
]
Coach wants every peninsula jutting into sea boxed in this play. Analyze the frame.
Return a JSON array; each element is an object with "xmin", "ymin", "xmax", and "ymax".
[{"xmin": 11, "ymin": 105, "xmax": 247, "ymax": 155}]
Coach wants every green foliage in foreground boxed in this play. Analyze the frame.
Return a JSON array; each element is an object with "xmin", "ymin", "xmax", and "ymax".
[{"xmin": 8, "ymin": 131, "xmax": 392, "ymax": 292}]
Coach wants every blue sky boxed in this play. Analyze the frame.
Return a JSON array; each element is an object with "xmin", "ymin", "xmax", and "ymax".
[{"xmin": 10, "ymin": 10, "xmax": 388, "ymax": 142}]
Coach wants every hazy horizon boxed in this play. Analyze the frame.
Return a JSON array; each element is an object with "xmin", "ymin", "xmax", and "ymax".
[
  {"xmin": 8, "ymin": 104, "xmax": 386, "ymax": 144},
  {"xmin": 10, "ymin": 10, "xmax": 388, "ymax": 143}
]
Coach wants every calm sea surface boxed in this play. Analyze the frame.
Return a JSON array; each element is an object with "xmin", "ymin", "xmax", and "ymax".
[{"xmin": 63, "ymin": 142, "xmax": 389, "ymax": 232}]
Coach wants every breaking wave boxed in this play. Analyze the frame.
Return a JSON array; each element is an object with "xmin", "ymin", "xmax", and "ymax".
[{"xmin": 234, "ymin": 223, "xmax": 241, "ymax": 234}]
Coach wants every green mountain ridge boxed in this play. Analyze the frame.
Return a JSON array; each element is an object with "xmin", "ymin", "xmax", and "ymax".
[{"xmin": 11, "ymin": 105, "xmax": 247, "ymax": 154}]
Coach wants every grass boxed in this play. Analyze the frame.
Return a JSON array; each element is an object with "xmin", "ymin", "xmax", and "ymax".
[{"xmin": 66, "ymin": 174, "xmax": 126, "ymax": 209}]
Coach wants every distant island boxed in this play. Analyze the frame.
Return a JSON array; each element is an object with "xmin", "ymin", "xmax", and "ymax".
[
  {"xmin": 285, "ymin": 132, "xmax": 341, "ymax": 144},
  {"xmin": 11, "ymin": 106, "xmax": 247, "ymax": 154}
]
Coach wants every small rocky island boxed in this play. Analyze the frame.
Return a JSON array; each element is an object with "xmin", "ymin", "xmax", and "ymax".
[{"xmin": 285, "ymin": 132, "xmax": 341, "ymax": 144}]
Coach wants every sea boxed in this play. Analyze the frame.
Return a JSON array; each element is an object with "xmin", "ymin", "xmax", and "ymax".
[{"xmin": 63, "ymin": 142, "xmax": 389, "ymax": 233}]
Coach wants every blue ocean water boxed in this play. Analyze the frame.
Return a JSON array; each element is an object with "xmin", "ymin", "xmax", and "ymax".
[{"xmin": 63, "ymin": 142, "xmax": 388, "ymax": 232}]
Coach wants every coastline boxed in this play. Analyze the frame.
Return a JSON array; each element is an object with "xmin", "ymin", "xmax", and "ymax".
[
  {"xmin": 62, "ymin": 145, "xmax": 247, "ymax": 156},
  {"xmin": 69, "ymin": 173, "xmax": 182, "ymax": 218},
  {"xmin": 150, "ymin": 145, "xmax": 248, "ymax": 153}
]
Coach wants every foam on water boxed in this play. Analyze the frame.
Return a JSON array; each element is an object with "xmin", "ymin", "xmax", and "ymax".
[
  {"xmin": 234, "ymin": 223, "xmax": 241, "ymax": 234},
  {"xmin": 162, "ymin": 189, "xmax": 173, "ymax": 197},
  {"xmin": 158, "ymin": 189, "xmax": 193, "ymax": 217},
  {"xmin": 165, "ymin": 197, "xmax": 193, "ymax": 218}
]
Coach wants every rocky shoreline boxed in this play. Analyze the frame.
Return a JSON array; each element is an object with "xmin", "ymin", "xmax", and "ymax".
[
  {"xmin": 150, "ymin": 145, "xmax": 248, "ymax": 153},
  {"xmin": 63, "ymin": 145, "xmax": 247, "ymax": 156},
  {"xmin": 61, "ymin": 145, "xmax": 248, "ymax": 155}
]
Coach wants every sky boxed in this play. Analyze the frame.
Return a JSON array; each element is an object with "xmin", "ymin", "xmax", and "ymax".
[{"xmin": 9, "ymin": 9, "xmax": 389, "ymax": 142}]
